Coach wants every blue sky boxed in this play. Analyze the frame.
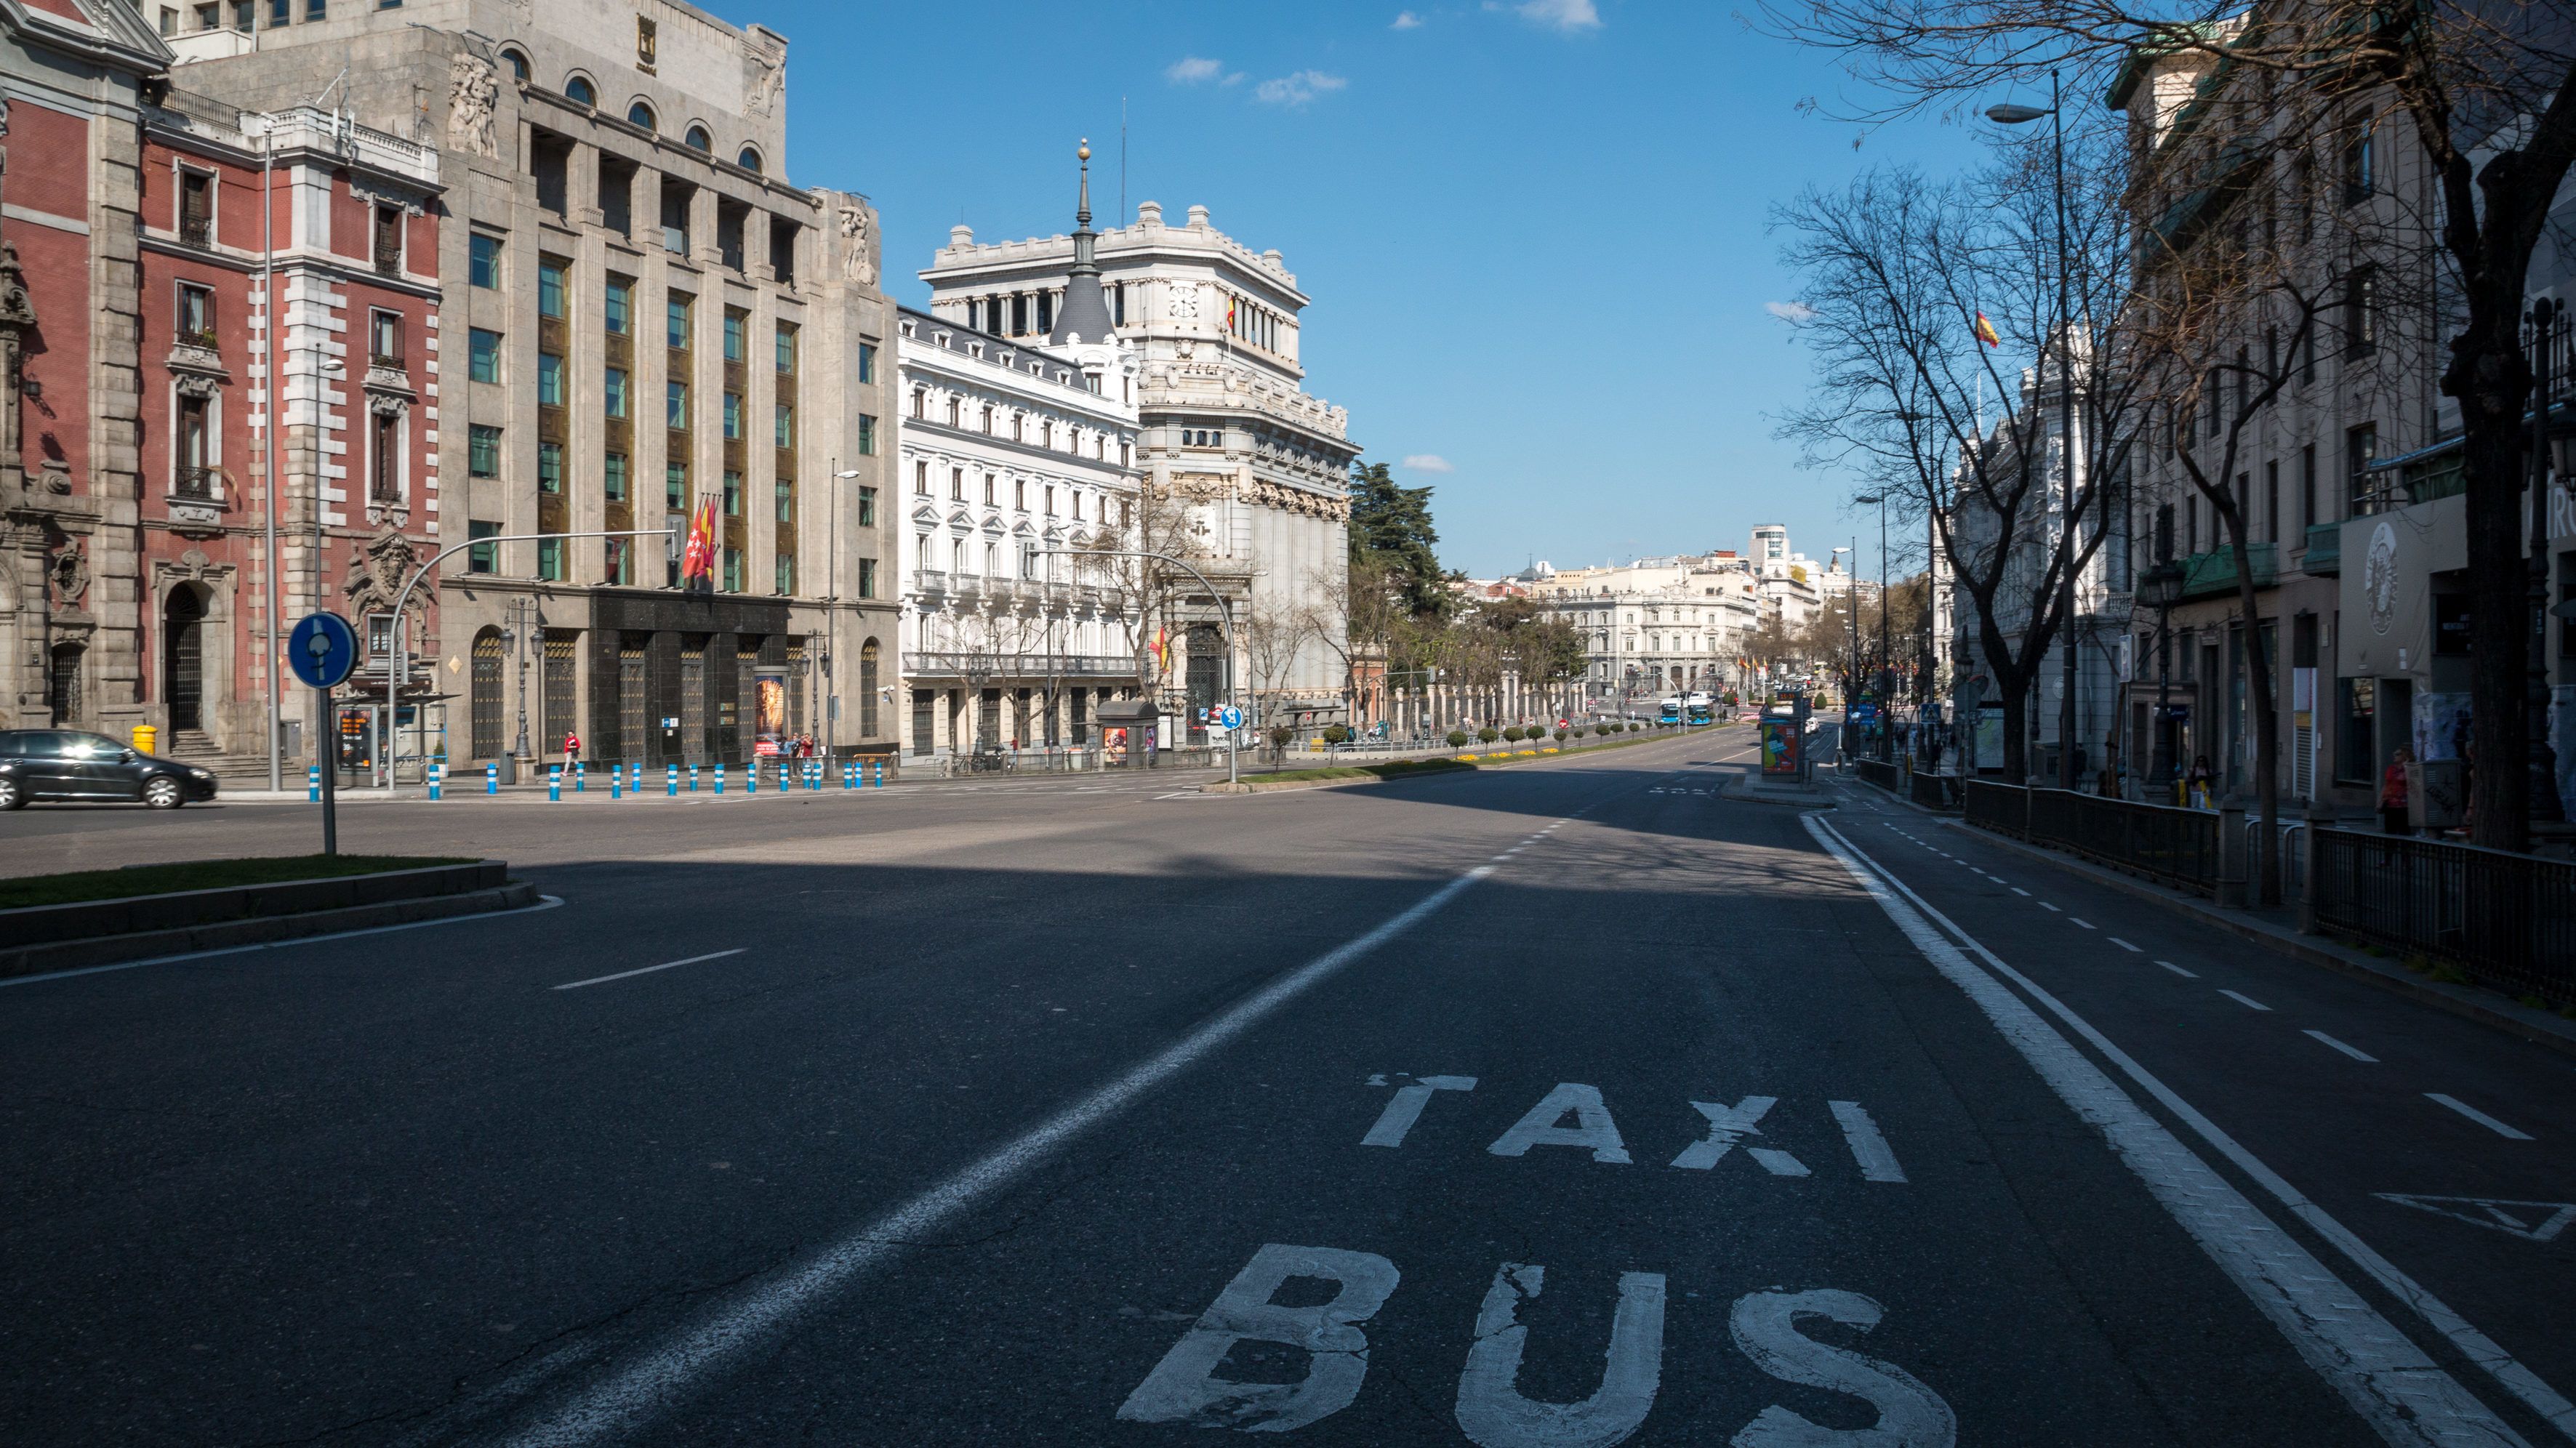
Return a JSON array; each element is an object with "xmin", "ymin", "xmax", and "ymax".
[{"xmin": 711, "ymin": 0, "xmax": 1967, "ymax": 579}]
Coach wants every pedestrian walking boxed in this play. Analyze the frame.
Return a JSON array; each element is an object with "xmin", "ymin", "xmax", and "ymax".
[
  {"xmin": 2186, "ymin": 754, "xmax": 2214, "ymax": 810},
  {"xmin": 563, "ymin": 730, "xmax": 582, "ymax": 771},
  {"xmin": 2379, "ymin": 747, "xmax": 2412, "ymax": 834}
]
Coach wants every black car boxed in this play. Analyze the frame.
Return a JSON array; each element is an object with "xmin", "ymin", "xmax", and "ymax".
[{"xmin": 0, "ymin": 730, "xmax": 219, "ymax": 810}]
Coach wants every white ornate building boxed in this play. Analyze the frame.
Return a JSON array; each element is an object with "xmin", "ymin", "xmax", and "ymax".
[
  {"xmin": 1534, "ymin": 553, "xmax": 1762, "ymax": 704},
  {"xmin": 919, "ymin": 195, "xmax": 1356, "ymax": 739}
]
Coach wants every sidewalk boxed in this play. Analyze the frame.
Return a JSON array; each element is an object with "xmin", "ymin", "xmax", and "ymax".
[{"xmin": 1826, "ymin": 763, "xmax": 2576, "ymax": 1059}]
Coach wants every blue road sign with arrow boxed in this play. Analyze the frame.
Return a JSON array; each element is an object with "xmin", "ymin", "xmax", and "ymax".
[
  {"xmin": 1219, "ymin": 706, "xmax": 1243, "ymax": 731},
  {"xmin": 289, "ymin": 611, "xmax": 360, "ymax": 691}
]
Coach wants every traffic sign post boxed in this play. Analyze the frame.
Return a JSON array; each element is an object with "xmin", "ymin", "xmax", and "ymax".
[{"xmin": 288, "ymin": 612, "xmax": 359, "ymax": 856}]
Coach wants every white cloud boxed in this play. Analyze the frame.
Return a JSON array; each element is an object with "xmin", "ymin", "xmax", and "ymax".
[
  {"xmin": 1392, "ymin": 9, "xmax": 1426, "ymax": 27},
  {"xmin": 1165, "ymin": 56, "xmax": 1225, "ymax": 84},
  {"xmin": 1401, "ymin": 454, "xmax": 1455, "ymax": 473},
  {"xmin": 1765, "ymin": 301, "xmax": 1818, "ymax": 324},
  {"xmin": 1254, "ymin": 70, "xmax": 1349, "ymax": 105},
  {"xmin": 1497, "ymin": 0, "xmax": 1602, "ymax": 33}
]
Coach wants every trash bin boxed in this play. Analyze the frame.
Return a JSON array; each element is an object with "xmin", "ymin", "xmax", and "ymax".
[{"xmin": 130, "ymin": 724, "xmax": 158, "ymax": 755}]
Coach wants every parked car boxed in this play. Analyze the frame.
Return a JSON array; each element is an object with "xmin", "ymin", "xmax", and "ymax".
[{"xmin": 0, "ymin": 730, "xmax": 219, "ymax": 810}]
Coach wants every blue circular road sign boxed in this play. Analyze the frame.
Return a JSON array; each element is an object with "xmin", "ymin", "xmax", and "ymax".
[
  {"xmin": 1219, "ymin": 706, "xmax": 1243, "ymax": 731},
  {"xmin": 288, "ymin": 611, "xmax": 360, "ymax": 690}
]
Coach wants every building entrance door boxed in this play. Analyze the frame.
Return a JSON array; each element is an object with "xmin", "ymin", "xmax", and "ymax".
[{"xmin": 164, "ymin": 587, "xmax": 206, "ymax": 731}]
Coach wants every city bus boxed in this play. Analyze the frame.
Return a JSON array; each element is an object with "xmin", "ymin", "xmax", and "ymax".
[
  {"xmin": 1685, "ymin": 692, "xmax": 1714, "ymax": 725},
  {"xmin": 1657, "ymin": 695, "xmax": 1683, "ymax": 725}
]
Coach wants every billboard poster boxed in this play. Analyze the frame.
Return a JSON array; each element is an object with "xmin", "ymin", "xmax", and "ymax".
[
  {"xmin": 1104, "ymin": 726, "xmax": 1128, "ymax": 764},
  {"xmin": 1760, "ymin": 720, "xmax": 1802, "ymax": 776},
  {"xmin": 753, "ymin": 672, "xmax": 787, "ymax": 755}
]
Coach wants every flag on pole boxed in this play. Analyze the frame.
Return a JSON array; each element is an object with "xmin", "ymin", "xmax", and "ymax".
[
  {"xmin": 1972, "ymin": 311, "xmax": 2001, "ymax": 348},
  {"xmin": 681, "ymin": 497, "xmax": 716, "ymax": 593}
]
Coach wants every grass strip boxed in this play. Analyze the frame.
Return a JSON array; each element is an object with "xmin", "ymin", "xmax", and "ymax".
[{"xmin": 0, "ymin": 855, "xmax": 474, "ymax": 911}]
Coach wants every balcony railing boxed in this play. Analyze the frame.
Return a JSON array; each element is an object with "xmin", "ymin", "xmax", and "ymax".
[
  {"xmin": 903, "ymin": 651, "xmax": 1139, "ymax": 680},
  {"xmin": 2178, "ymin": 542, "xmax": 2276, "ymax": 600},
  {"xmin": 173, "ymin": 466, "xmax": 220, "ymax": 501},
  {"xmin": 179, "ymin": 214, "xmax": 213, "ymax": 249},
  {"xmin": 2298, "ymin": 522, "xmax": 2340, "ymax": 576}
]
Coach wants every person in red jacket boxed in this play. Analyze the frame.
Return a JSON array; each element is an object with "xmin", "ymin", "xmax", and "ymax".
[
  {"xmin": 563, "ymin": 730, "xmax": 582, "ymax": 772},
  {"xmin": 2379, "ymin": 746, "xmax": 2412, "ymax": 834}
]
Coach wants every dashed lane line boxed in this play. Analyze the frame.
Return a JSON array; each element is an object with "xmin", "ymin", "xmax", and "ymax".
[
  {"xmin": 2305, "ymin": 1031, "xmax": 2379, "ymax": 1063},
  {"xmin": 2156, "ymin": 960, "xmax": 2199, "ymax": 978},
  {"xmin": 2427, "ymin": 1094, "xmax": 2536, "ymax": 1141},
  {"xmin": 2219, "ymin": 989, "xmax": 2273, "ymax": 1012}
]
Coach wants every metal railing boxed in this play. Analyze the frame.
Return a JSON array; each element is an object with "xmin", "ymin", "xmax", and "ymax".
[
  {"xmin": 1965, "ymin": 780, "xmax": 2222, "ymax": 896},
  {"xmin": 1910, "ymin": 770, "xmax": 1959, "ymax": 810},
  {"xmin": 1848, "ymin": 757, "xmax": 1900, "ymax": 792},
  {"xmin": 2312, "ymin": 829, "xmax": 2576, "ymax": 1007}
]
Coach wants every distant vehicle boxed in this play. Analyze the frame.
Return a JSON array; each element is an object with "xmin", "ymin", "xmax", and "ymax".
[
  {"xmin": 0, "ymin": 730, "xmax": 219, "ymax": 810},
  {"xmin": 1684, "ymin": 691, "xmax": 1714, "ymax": 725},
  {"xmin": 1657, "ymin": 695, "xmax": 1683, "ymax": 725}
]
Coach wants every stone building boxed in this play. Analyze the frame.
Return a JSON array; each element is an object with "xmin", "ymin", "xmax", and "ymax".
[
  {"xmin": 1533, "ymin": 553, "xmax": 1760, "ymax": 706},
  {"xmin": 156, "ymin": 0, "xmax": 898, "ymax": 774},
  {"xmin": 918, "ymin": 196, "xmax": 1357, "ymax": 741}
]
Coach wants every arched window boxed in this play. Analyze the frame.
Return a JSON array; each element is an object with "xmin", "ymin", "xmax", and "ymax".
[
  {"xmin": 859, "ymin": 640, "xmax": 880, "ymax": 738},
  {"xmin": 564, "ymin": 75, "xmax": 596, "ymax": 107},
  {"xmin": 685, "ymin": 125, "xmax": 711, "ymax": 152},
  {"xmin": 735, "ymin": 145, "xmax": 762, "ymax": 173},
  {"xmin": 499, "ymin": 48, "xmax": 529, "ymax": 83},
  {"xmin": 627, "ymin": 100, "xmax": 657, "ymax": 132}
]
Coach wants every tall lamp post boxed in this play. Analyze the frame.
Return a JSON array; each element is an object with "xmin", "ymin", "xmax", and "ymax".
[
  {"xmin": 2137, "ymin": 560, "xmax": 2186, "ymax": 796},
  {"xmin": 1855, "ymin": 493, "xmax": 1891, "ymax": 758},
  {"xmin": 1832, "ymin": 543, "xmax": 1855, "ymax": 752},
  {"xmin": 1990, "ymin": 73, "xmax": 2078, "ymax": 790},
  {"xmin": 2527, "ymin": 299, "xmax": 2566, "ymax": 824},
  {"xmin": 824, "ymin": 463, "xmax": 863, "ymax": 760}
]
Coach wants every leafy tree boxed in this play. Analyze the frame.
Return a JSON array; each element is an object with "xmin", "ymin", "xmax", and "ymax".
[{"xmin": 1348, "ymin": 462, "xmax": 1450, "ymax": 623}]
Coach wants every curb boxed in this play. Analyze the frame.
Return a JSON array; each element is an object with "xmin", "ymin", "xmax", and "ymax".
[
  {"xmin": 0, "ymin": 881, "xmax": 537, "ymax": 980},
  {"xmin": 1, "ymin": 861, "xmax": 508, "ymax": 947},
  {"xmin": 1923, "ymin": 813, "xmax": 2576, "ymax": 1062}
]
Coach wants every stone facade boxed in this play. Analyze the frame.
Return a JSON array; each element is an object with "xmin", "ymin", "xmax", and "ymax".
[
  {"xmin": 1532, "ymin": 555, "xmax": 1761, "ymax": 704},
  {"xmin": 918, "ymin": 200, "xmax": 1357, "ymax": 736}
]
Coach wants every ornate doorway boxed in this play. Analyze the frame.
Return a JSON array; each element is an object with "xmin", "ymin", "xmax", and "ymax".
[{"xmin": 164, "ymin": 586, "xmax": 208, "ymax": 731}]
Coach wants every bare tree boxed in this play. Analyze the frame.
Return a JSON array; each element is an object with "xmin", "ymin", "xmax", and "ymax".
[{"xmin": 1760, "ymin": 0, "xmax": 2576, "ymax": 847}]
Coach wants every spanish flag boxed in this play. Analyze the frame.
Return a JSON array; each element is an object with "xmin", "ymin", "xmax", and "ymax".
[
  {"xmin": 1152, "ymin": 626, "xmax": 1171, "ymax": 672},
  {"xmin": 1972, "ymin": 311, "xmax": 2001, "ymax": 348}
]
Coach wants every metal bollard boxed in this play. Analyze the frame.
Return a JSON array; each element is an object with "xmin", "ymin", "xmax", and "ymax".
[
  {"xmin": 549, "ymin": 765, "xmax": 561, "ymax": 803},
  {"xmin": 486, "ymin": 761, "xmax": 498, "ymax": 795},
  {"xmin": 630, "ymin": 761, "xmax": 642, "ymax": 795},
  {"xmin": 667, "ymin": 763, "xmax": 678, "ymax": 797},
  {"xmin": 428, "ymin": 762, "xmax": 444, "ymax": 801},
  {"xmin": 871, "ymin": 757, "xmax": 885, "ymax": 788},
  {"xmin": 842, "ymin": 761, "xmax": 854, "ymax": 790},
  {"xmin": 574, "ymin": 761, "xmax": 586, "ymax": 793},
  {"xmin": 308, "ymin": 764, "xmax": 321, "ymax": 803},
  {"xmin": 745, "ymin": 760, "xmax": 757, "ymax": 795},
  {"xmin": 689, "ymin": 763, "xmax": 700, "ymax": 792},
  {"xmin": 715, "ymin": 763, "xmax": 726, "ymax": 795}
]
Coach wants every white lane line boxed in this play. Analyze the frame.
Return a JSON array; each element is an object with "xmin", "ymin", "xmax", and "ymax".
[
  {"xmin": 2109, "ymin": 938, "xmax": 2141, "ymax": 952},
  {"xmin": 0, "ymin": 893, "xmax": 569, "ymax": 989},
  {"xmin": 2306, "ymin": 1031, "xmax": 2379, "ymax": 1063},
  {"xmin": 2218, "ymin": 989, "xmax": 2272, "ymax": 1012},
  {"xmin": 553, "ymin": 948, "xmax": 747, "ymax": 992},
  {"xmin": 2011, "ymin": 887, "xmax": 2032, "ymax": 897},
  {"xmin": 2071, "ymin": 918, "xmax": 2098, "ymax": 930},
  {"xmin": 2427, "ymin": 1094, "xmax": 2536, "ymax": 1141},
  {"xmin": 494, "ymin": 866, "xmax": 1496, "ymax": 1448},
  {"xmin": 1806, "ymin": 815, "xmax": 2561, "ymax": 1445},
  {"xmin": 2039, "ymin": 901, "xmax": 2062, "ymax": 913},
  {"xmin": 2156, "ymin": 960, "xmax": 2199, "ymax": 978}
]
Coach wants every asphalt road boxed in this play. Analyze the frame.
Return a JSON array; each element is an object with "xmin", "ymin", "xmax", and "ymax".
[{"xmin": 2, "ymin": 725, "xmax": 2569, "ymax": 1446}]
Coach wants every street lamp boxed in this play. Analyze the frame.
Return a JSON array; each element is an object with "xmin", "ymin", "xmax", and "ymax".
[
  {"xmin": 1990, "ymin": 73, "xmax": 2079, "ymax": 791},
  {"xmin": 1831, "ymin": 544, "xmax": 1856, "ymax": 752},
  {"xmin": 1854, "ymin": 492, "xmax": 1893, "ymax": 759}
]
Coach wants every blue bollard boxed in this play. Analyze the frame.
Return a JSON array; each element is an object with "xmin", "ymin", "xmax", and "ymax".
[
  {"xmin": 574, "ymin": 761, "xmax": 586, "ymax": 793},
  {"xmin": 308, "ymin": 764, "xmax": 320, "ymax": 803},
  {"xmin": 486, "ymin": 761, "xmax": 498, "ymax": 795},
  {"xmin": 609, "ymin": 767, "xmax": 622, "ymax": 800},
  {"xmin": 667, "ymin": 763, "xmax": 678, "ymax": 797},
  {"xmin": 746, "ymin": 760, "xmax": 758, "ymax": 795},
  {"xmin": 689, "ymin": 763, "xmax": 699, "ymax": 792},
  {"xmin": 872, "ymin": 758, "xmax": 885, "ymax": 788},
  {"xmin": 842, "ymin": 761, "xmax": 854, "ymax": 790},
  {"xmin": 715, "ymin": 763, "xmax": 726, "ymax": 795},
  {"xmin": 428, "ymin": 762, "xmax": 443, "ymax": 801},
  {"xmin": 548, "ymin": 765, "xmax": 561, "ymax": 802},
  {"xmin": 630, "ymin": 761, "xmax": 642, "ymax": 795}
]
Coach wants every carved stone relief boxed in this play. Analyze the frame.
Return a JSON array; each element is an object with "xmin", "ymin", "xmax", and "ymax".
[
  {"xmin": 446, "ymin": 53, "xmax": 499, "ymax": 160},
  {"xmin": 343, "ymin": 526, "xmax": 420, "ymax": 620},
  {"xmin": 837, "ymin": 203, "xmax": 877, "ymax": 286},
  {"xmin": 47, "ymin": 541, "xmax": 85, "ymax": 611}
]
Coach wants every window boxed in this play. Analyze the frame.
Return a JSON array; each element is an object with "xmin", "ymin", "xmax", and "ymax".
[
  {"xmin": 2343, "ymin": 118, "xmax": 2375, "ymax": 205},
  {"xmin": 1014, "ymin": 480, "xmax": 1027, "ymax": 511},
  {"xmin": 723, "ymin": 310, "xmax": 747, "ymax": 362},
  {"xmin": 177, "ymin": 169, "xmax": 212, "ymax": 246},
  {"xmin": 856, "ymin": 486, "xmax": 876, "ymax": 528},
  {"xmin": 1011, "ymin": 413, "xmax": 1024, "ymax": 443},
  {"xmin": 2301, "ymin": 444, "xmax": 2318, "ymax": 528},
  {"xmin": 667, "ymin": 294, "xmax": 693, "ymax": 349},
  {"xmin": 2344, "ymin": 268, "xmax": 2378, "ymax": 357},
  {"xmin": 854, "ymin": 414, "xmax": 875, "ymax": 456},
  {"xmin": 2346, "ymin": 425, "xmax": 2378, "ymax": 515},
  {"xmin": 776, "ymin": 556, "xmax": 795, "ymax": 595},
  {"xmin": 537, "ymin": 259, "xmax": 566, "ymax": 319},
  {"xmin": 948, "ymin": 396, "xmax": 962, "ymax": 427},
  {"xmin": 175, "ymin": 283, "xmax": 214, "ymax": 346},
  {"xmin": 604, "ymin": 367, "xmax": 629, "ymax": 418},
  {"xmin": 266, "ymin": 0, "xmax": 285, "ymax": 23},
  {"xmin": 370, "ymin": 204, "xmax": 404, "ymax": 275},
  {"xmin": 911, "ymin": 388, "xmax": 926, "ymax": 421},
  {"xmin": 857, "ymin": 557, "xmax": 876, "ymax": 599},
  {"xmin": 626, "ymin": 101, "xmax": 656, "ymax": 132},
  {"xmin": 1036, "ymin": 293, "xmax": 1054, "ymax": 334},
  {"xmin": 950, "ymin": 467, "xmax": 964, "ymax": 501},
  {"xmin": 468, "ymin": 425, "xmax": 500, "ymax": 478},
  {"xmin": 368, "ymin": 310, "xmax": 402, "ymax": 366},
  {"xmin": 723, "ymin": 470, "xmax": 742, "ymax": 516},
  {"xmin": 604, "ymin": 278, "xmax": 631, "ymax": 334},
  {"xmin": 857, "ymin": 341, "xmax": 877, "ymax": 385},
  {"xmin": 775, "ymin": 479, "xmax": 793, "ymax": 523},
  {"xmin": 604, "ymin": 451, "xmax": 628, "ymax": 502},
  {"xmin": 467, "ymin": 520, "xmax": 500, "ymax": 574},
  {"xmin": 775, "ymin": 323, "xmax": 798, "ymax": 374},
  {"xmin": 176, "ymin": 392, "xmax": 211, "ymax": 494},
  {"xmin": 1044, "ymin": 486, "xmax": 1056, "ymax": 515},
  {"xmin": 537, "ymin": 537, "xmax": 563, "ymax": 580},
  {"xmin": 469, "ymin": 233, "xmax": 502, "ymax": 289},
  {"xmin": 305, "ymin": 0, "xmax": 322, "ymax": 16},
  {"xmin": 499, "ymin": 48, "xmax": 528, "ymax": 82},
  {"xmin": 666, "ymin": 462, "xmax": 687, "ymax": 510},
  {"xmin": 736, "ymin": 146, "xmax": 761, "ymax": 174},
  {"xmin": 565, "ymin": 76, "xmax": 596, "ymax": 107},
  {"xmin": 723, "ymin": 392, "xmax": 743, "ymax": 440},
  {"xmin": 914, "ymin": 461, "xmax": 929, "ymax": 496},
  {"xmin": 721, "ymin": 547, "xmax": 743, "ymax": 593},
  {"xmin": 681, "ymin": 124, "xmax": 710, "ymax": 152},
  {"xmin": 667, "ymin": 381, "xmax": 690, "ymax": 429},
  {"xmin": 537, "ymin": 441, "xmax": 563, "ymax": 495},
  {"xmin": 774, "ymin": 403, "xmax": 795, "ymax": 449},
  {"xmin": 983, "ymin": 474, "xmax": 996, "ymax": 505},
  {"xmin": 537, "ymin": 353, "xmax": 564, "ymax": 406}
]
